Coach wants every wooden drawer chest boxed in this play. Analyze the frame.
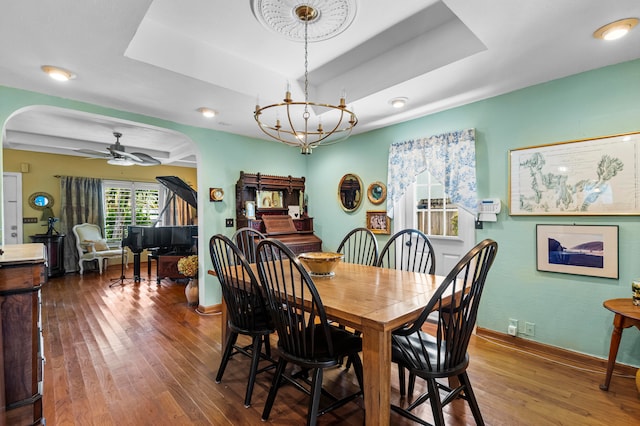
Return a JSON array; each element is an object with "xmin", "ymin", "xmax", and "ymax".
[{"xmin": 0, "ymin": 244, "xmax": 46, "ymax": 425}]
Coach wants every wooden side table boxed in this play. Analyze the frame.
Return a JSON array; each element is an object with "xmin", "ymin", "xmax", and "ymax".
[
  {"xmin": 29, "ymin": 233, "xmax": 65, "ymax": 277},
  {"xmin": 600, "ymin": 298, "xmax": 640, "ymax": 391}
]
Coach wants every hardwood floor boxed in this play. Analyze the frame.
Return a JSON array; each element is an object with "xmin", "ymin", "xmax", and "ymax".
[{"xmin": 41, "ymin": 266, "xmax": 640, "ymax": 425}]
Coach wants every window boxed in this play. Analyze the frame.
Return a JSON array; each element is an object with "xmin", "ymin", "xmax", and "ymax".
[
  {"xmin": 103, "ymin": 180, "xmax": 164, "ymax": 244},
  {"xmin": 414, "ymin": 170, "xmax": 459, "ymax": 237}
]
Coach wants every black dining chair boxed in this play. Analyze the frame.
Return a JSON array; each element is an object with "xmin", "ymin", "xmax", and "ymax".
[
  {"xmin": 232, "ymin": 227, "xmax": 266, "ymax": 263},
  {"xmin": 377, "ymin": 228, "xmax": 436, "ymax": 393},
  {"xmin": 336, "ymin": 227, "xmax": 379, "ymax": 266},
  {"xmin": 256, "ymin": 238, "xmax": 364, "ymax": 426},
  {"xmin": 377, "ymin": 228, "xmax": 436, "ymax": 274},
  {"xmin": 209, "ymin": 234, "xmax": 276, "ymax": 408},
  {"xmin": 390, "ymin": 239, "xmax": 498, "ymax": 426}
]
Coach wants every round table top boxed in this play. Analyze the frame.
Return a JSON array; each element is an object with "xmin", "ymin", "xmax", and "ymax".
[{"xmin": 603, "ymin": 298, "xmax": 640, "ymax": 321}]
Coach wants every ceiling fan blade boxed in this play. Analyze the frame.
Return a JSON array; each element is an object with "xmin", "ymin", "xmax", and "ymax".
[
  {"xmin": 75, "ymin": 148, "xmax": 110, "ymax": 158},
  {"xmin": 131, "ymin": 152, "xmax": 161, "ymax": 166},
  {"xmin": 108, "ymin": 147, "xmax": 142, "ymax": 163},
  {"xmin": 76, "ymin": 134, "xmax": 160, "ymax": 166}
]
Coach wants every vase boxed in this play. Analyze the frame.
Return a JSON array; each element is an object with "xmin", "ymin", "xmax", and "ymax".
[{"xmin": 185, "ymin": 278, "xmax": 199, "ymax": 306}]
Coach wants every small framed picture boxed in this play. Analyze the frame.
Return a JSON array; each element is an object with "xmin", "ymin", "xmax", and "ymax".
[
  {"xmin": 536, "ymin": 224, "xmax": 618, "ymax": 279},
  {"xmin": 366, "ymin": 210, "xmax": 390, "ymax": 235},
  {"xmin": 257, "ymin": 190, "xmax": 283, "ymax": 208}
]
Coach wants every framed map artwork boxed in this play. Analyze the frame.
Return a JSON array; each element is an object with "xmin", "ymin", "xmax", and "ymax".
[{"xmin": 509, "ymin": 131, "xmax": 640, "ymax": 215}]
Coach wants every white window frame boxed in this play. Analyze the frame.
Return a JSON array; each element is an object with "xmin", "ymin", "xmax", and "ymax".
[
  {"xmin": 103, "ymin": 180, "xmax": 165, "ymax": 245},
  {"xmin": 413, "ymin": 170, "xmax": 460, "ymax": 238}
]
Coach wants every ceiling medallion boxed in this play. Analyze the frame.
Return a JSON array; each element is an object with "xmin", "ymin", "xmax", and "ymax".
[
  {"xmin": 252, "ymin": 2, "xmax": 358, "ymax": 154},
  {"xmin": 251, "ymin": 0, "xmax": 356, "ymax": 42}
]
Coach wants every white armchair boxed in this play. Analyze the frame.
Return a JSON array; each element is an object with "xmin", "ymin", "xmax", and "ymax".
[{"xmin": 72, "ymin": 223, "xmax": 127, "ymax": 274}]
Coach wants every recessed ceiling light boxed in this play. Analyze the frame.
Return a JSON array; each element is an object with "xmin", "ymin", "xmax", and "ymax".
[
  {"xmin": 197, "ymin": 107, "xmax": 216, "ymax": 118},
  {"xmin": 593, "ymin": 18, "xmax": 638, "ymax": 41},
  {"xmin": 389, "ymin": 97, "xmax": 408, "ymax": 108},
  {"xmin": 41, "ymin": 65, "xmax": 75, "ymax": 81}
]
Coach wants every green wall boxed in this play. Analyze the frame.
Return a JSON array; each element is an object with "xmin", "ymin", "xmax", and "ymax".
[
  {"xmin": 307, "ymin": 58, "xmax": 640, "ymax": 366},
  {"xmin": 3, "ymin": 58, "xmax": 640, "ymax": 365}
]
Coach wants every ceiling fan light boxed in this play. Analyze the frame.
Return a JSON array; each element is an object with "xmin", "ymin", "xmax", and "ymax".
[
  {"xmin": 41, "ymin": 65, "xmax": 75, "ymax": 81},
  {"xmin": 197, "ymin": 107, "xmax": 216, "ymax": 118},
  {"xmin": 593, "ymin": 18, "xmax": 638, "ymax": 40},
  {"xmin": 107, "ymin": 158, "xmax": 135, "ymax": 166}
]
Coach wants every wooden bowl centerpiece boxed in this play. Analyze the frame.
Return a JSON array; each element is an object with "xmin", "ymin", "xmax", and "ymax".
[{"xmin": 298, "ymin": 252, "xmax": 343, "ymax": 277}]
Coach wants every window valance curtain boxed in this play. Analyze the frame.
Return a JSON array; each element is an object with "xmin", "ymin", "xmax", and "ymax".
[{"xmin": 386, "ymin": 128, "xmax": 477, "ymax": 218}]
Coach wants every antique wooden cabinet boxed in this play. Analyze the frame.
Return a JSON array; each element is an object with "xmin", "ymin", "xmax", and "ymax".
[
  {"xmin": 236, "ymin": 171, "xmax": 321, "ymax": 254},
  {"xmin": 0, "ymin": 243, "xmax": 46, "ymax": 425}
]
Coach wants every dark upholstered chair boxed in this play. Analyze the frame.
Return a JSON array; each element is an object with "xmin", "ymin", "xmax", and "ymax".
[
  {"xmin": 256, "ymin": 238, "xmax": 364, "ymax": 426},
  {"xmin": 391, "ymin": 239, "xmax": 498, "ymax": 425},
  {"xmin": 209, "ymin": 234, "xmax": 275, "ymax": 408},
  {"xmin": 232, "ymin": 227, "xmax": 266, "ymax": 263},
  {"xmin": 377, "ymin": 228, "xmax": 436, "ymax": 394},
  {"xmin": 336, "ymin": 227, "xmax": 379, "ymax": 266}
]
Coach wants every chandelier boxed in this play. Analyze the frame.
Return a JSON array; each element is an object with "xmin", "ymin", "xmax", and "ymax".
[{"xmin": 253, "ymin": 3, "xmax": 357, "ymax": 155}]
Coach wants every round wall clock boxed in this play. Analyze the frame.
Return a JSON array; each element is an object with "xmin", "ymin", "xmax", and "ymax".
[{"xmin": 210, "ymin": 187, "xmax": 224, "ymax": 202}]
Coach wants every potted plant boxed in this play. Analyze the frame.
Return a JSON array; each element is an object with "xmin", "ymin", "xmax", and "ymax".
[{"xmin": 177, "ymin": 255, "xmax": 199, "ymax": 306}]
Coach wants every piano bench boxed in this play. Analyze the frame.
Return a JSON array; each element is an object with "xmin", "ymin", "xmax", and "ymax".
[{"xmin": 157, "ymin": 255, "xmax": 187, "ymax": 283}]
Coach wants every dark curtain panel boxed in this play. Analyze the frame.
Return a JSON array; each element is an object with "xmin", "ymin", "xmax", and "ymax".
[{"xmin": 59, "ymin": 176, "xmax": 104, "ymax": 272}]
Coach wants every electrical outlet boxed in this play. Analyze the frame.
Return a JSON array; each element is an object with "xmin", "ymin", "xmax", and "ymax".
[
  {"xmin": 508, "ymin": 319, "xmax": 518, "ymax": 336},
  {"xmin": 225, "ymin": 218, "xmax": 234, "ymax": 227},
  {"xmin": 525, "ymin": 322, "xmax": 535, "ymax": 336}
]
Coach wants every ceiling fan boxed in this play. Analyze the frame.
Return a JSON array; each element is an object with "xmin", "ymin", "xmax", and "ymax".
[{"xmin": 76, "ymin": 132, "xmax": 161, "ymax": 166}]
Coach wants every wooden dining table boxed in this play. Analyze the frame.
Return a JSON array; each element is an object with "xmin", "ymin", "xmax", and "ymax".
[{"xmin": 213, "ymin": 261, "xmax": 445, "ymax": 426}]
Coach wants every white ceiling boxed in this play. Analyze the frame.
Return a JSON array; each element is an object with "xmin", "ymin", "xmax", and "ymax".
[{"xmin": 1, "ymin": 0, "xmax": 639, "ymax": 167}]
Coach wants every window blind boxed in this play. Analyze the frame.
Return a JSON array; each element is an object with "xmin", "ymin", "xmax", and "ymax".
[{"xmin": 103, "ymin": 180, "xmax": 163, "ymax": 244}]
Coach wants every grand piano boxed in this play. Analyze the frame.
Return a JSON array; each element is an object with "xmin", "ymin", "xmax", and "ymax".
[{"xmin": 125, "ymin": 176, "xmax": 197, "ymax": 282}]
